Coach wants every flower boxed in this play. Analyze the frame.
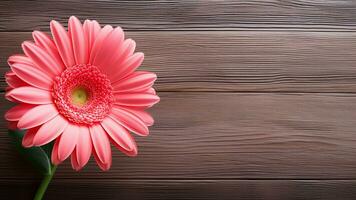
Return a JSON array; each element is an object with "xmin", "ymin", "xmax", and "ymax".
[{"xmin": 4, "ymin": 16, "xmax": 159, "ymax": 171}]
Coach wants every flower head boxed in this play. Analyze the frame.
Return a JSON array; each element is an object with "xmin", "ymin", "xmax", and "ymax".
[{"xmin": 5, "ymin": 16, "xmax": 159, "ymax": 171}]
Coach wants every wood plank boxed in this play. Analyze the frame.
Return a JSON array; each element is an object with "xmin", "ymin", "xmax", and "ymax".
[
  {"xmin": 1, "ymin": 180, "xmax": 356, "ymax": 200},
  {"xmin": 2, "ymin": 31, "xmax": 356, "ymax": 93},
  {"xmin": 2, "ymin": 1, "xmax": 356, "ymax": 31},
  {"xmin": 1, "ymin": 92, "xmax": 356, "ymax": 180}
]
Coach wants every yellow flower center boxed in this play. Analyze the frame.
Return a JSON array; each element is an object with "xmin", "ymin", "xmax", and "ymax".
[{"xmin": 71, "ymin": 87, "xmax": 89, "ymax": 107}]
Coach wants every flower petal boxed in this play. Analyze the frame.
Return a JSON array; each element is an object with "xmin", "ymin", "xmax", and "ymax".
[
  {"xmin": 106, "ymin": 38, "xmax": 136, "ymax": 79},
  {"xmin": 113, "ymin": 71, "xmax": 156, "ymax": 93},
  {"xmin": 68, "ymin": 16, "xmax": 88, "ymax": 64},
  {"xmin": 75, "ymin": 126, "xmax": 92, "ymax": 169},
  {"xmin": 101, "ymin": 117, "xmax": 136, "ymax": 151},
  {"xmin": 110, "ymin": 107, "xmax": 149, "ymax": 136},
  {"xmin": 118, "ymin": 52, "xmax": 145, "ymax": 78},
  {"xmin": 92, "ymin": 27, "xmax": 124, "ymax": 74},
  {"xmin": 32, "ymin": 31, "xmax": 65, "ymax": 72},
  {"xmin": 11, "ymin": 63, "xmax": 53, "ymax": 90},
  {"xmin": 51, "ymin": 138, "xmax": 61, "ymax": 165},
  {"xmin": 89, "ymin": 124, "xmax": 111, "ymax": 164},
  {"xmin": 89, "ymin": 25, "xmax": 113, "ymax": 64},
  {"xmin": 114, "ymin": 93, "xmax": 160, "ymax": 107},
  {"xmin": 22, "ymin": 127, "xmax": 39, "ymax": 148},
  {"xmin": 22, "ymin": 41, "xmax": 60, "ymax": 77},
  {"xmin": 17, "ymin": 104, "xmax": 58, "ymax": 129},
  {"xmin": 110, "ymin": 52, "xmax": 144, "ymax": 83},
  {"xmin": 93, "ymin": 148, "xmax": 111, "ymax": 171},
  {"xmin": 8, "ymin": 54, "xmax": 33, "ymax": 66},
  {"xmin": 58, "ymin": 123, "xmax": 79, "ymax": 162},
  {"xmin": 32, "ymin": 114, "xmax": 68, "ymax": 146},
  {"xmin": 83, "ymin": 20, "xmax": 101, "ymax": 52},
  {"xmin": 50, "ymin": 20, "xmax": 75, "ymax": 67},
  {"xmin": 116, "ymin": 39, "xmax": 136, "ymax": 63},
  {"xmin": 108, "ymin": 137, "xmax": 137, "ymax": 157},
  {"xmin": 146, "ymin": 88, "xmax": 156, "ymax": 95},
  {"xmin": 5, "ymin": 93, "xmax": 20, "ymax": 103},
  {"xmin": 71, "ymin": 150, "xmax": 81, "ymax": 171},
  {"xmin": 5, "ymin": 104, "xmax": 35, "ymax": 121},
  {"xmin": 6, "ymin": 86, "xmax": 52, "ymax": 104},
  {"xmin": 5, "ymin": 72, "xmax": 28, "ymax": 88},
  {"xmin": 120, "ymin": 107, "xmax": 154, "ymax": 126}
]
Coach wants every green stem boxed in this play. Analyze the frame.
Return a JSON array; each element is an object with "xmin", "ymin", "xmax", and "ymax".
[{"xmin": 33, "ymin": 165, "xmax": 57, "ymax": 200}]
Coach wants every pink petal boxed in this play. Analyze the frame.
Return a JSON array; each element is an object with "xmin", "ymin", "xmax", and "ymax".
[
  {"xmin": 22, "ymin": 127, "xmax": 39, "ymax": 147},
  {"xmin": 32, "ymin": 31, "xmax": 65, "ymax": 72},
  {"xmin": 11, "ymin": 63, "xmax": 53, "ymax": 90},
  {"xmin": 58, "ymin": 123, "xmax": 79, "ymax": 162},
  {"xmin": 51, "ymin": 139, "xmax": 61, "ymax": 165},
  {"xmin": 6, "ymin": 86, "xmax": 52, "ymax": 104},
  {"xmin": 5, "ymin": 104, "xmax": 35, "ymax": 121},
  {"xmin": 89, "ymin": 124, "xmax": 112, "ymax": 165},
  {"xmin": 121, "ymin": 107, "xmax": 154, "ymax": 126},
  {"xmin": 5, "ymin": 93, "xmax": 20, "ymax": 103},
  {"xmin": 71, "ymin": 150, "xmax": 81, "ymax": 171},
  {"xmin": 146, "ymin": 88, "xmax": 156, "ymax": 95},
  {"xmin": 120, "ymin": 89, "xmax": 157, "ymax": 110},
  {"xmin": 106, "ymin": 39, "xmax": 136, "ymax": 79},
  {"xmin": 5, "ymin": 72, "xmax": 28, "ymax": 88},
  {"xmin": 114, "ymin": 93, "xmax": 160, "ymax": 107},
  {"xmin": 22, "ymin": 41, "xmax": 60, "ymax": 77},
  {"xmin": 117, "ymin": 39, "xmax": 136, "ymax": 63},
  {"xmin": 93, "ymin": 148, "xmax": 111, "ymax": 171},
  {"xmin": 83, "ymin": 20, "xmax": 101, "ymax": 52},
  {"xmin": 110, "ymin": 108, "xmax": 149, "ymax": 136},
  {"xmin": 89, "ymin": 25, "xmax": 113, "ymax": 64},
  {"xmin": 101, "ymin": 117, "xmax": 136, "ymax": 151},
  {"xmin": 17, "ymin": 104, "xmax": 58, "ymax": 129},
  {"xmin": 68, "ymin": 16, "xmax": 88, "ymax": 64},
  {"xmin": 75, "ymin": 126, "xmax": 92, "ymax": 169},
  {"xmin": 92, "ymin": 27, "xmax": 124, "ymax": 74},
  {"xmin": 8, "ymin": 54, "xmax": 33, "ymax": 66},
  {"xmin": 108, "ymin": 137, "xmax": 138, "ymax": 157},
  {"xmin": 50, "ymin": 20, "xmax": 75, "ymax": 67},
  {"xmin": 32, "ymin": 115, "xmax": 68, "ymax": 146},
  {"xmin": 110, "ymin": 52, "xmax": 144, "ymax": 83},
  {"xmin": 113, "ymin": 71, "xmax": 156, "ymax": 93}
]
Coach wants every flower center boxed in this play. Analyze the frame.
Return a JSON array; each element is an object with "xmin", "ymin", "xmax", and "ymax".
[
  {"xmin": 52, "ymin": 64, "xmax": 113, "ymax": 125},
  {"xmin": 71, "ymin": 86, "xmax": 89, "ymax": 107}
]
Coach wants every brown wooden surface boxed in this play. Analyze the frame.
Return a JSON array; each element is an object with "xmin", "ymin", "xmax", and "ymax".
[
  {"xmin": 1, "ymin": 0, "xmax": 356, "ymax": 200},
  {"xmin": 2, "ymin": 31, "xmax": 356, "ymax": 93},
  {"xmin": 2, "ymin": 0, "xmax": 356, "ymax": 31},
  {"xmin": 2, "ymin": 180, "xmax": 356, "ymax": 200},
  {"xmin": 2, "ymin": 92, "xmax": 356, "ymax": 180}
]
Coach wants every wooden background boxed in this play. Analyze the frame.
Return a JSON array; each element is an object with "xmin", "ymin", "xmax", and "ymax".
[{"xmin": 1, "ymin": 0, "xmax": 356, "ymax": 199}]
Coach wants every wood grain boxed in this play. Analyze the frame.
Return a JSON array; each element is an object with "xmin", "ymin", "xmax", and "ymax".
[
  {"xmin": 2, "ymin": 31, "xmax": 356, "ymax": 93},
  {"xmin": 1, "ymin": 92, "xmax": 356, "ymax": 180},
  {"xmin": 2, "ymin": 0, "xmax": 356, "ymax": 31},
  {"xmin": 2, "ymin": 1, "xmax": 356, "ymax": 198},
  {"xmin": 2, "ymin": 180, "xmax": 356, "ymax": 200}
]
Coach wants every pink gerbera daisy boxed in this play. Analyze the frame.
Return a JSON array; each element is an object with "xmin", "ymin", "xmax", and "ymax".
[{"xmin": 4, "ymin": 16, "xmax": 159, "ymax": 171}]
